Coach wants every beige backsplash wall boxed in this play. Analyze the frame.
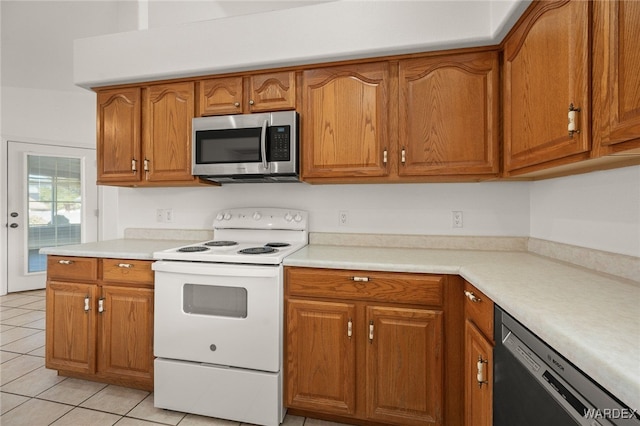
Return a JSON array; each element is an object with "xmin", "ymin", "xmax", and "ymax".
[
  {"xmin": 115, "ymin": 166, "xmax": 640, "ymax": 259},
  {"xmin": 115, "ymin": 180, "xmax": 531, "ymax": 240}
]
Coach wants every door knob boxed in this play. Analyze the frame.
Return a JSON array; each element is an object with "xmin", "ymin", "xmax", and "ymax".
[
  {"xmin": 9, "ymin": 223, "xmax": 18, "ymax": 228},
  {"xmin": 10, "ymin": 212, "xmax": 18, "ymax": 217}
]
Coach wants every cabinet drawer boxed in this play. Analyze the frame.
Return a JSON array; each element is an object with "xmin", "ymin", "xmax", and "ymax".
[
  {"xmin": 102, "ymin": 259, "xmax": 154, "ymax": 285},
  {"xmin": 464, "ymin": 281, "xmax": 494, "ymax": 340},
  {"xmin": 286, "ymin": 267, "xmax": 443, "ymax": 306},
  {"xmin": 47, "ymin": 256, "xmax": 98, "ymax": 282}
]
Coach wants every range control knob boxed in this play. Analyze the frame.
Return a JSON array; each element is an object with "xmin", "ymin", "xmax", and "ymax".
[
  {"xmin": 253, "ymin": 212, "xmax": 262, "ymax": 220},
  {"xmin": 294, "ymin": 213, "xmax": 303, "ymax": 222},
  {"xmin": 223, "ymin": 212, "xmax": 232, "ymax": 220},
  {"xmin": 284, "ymin": 212, "xmax": 293, "ymax": 222},
  {"xmin": 215, "ymin": 213, "xmax": 224, "ymax": 221}
]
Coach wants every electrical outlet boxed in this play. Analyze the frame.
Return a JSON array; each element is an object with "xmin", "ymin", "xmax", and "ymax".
[
  {"xmin": 452, "ymin": 211, "xmax": 463, "ymax": 228},
  {"xmin": 156, "ymin": 209, "xmax": 174, "ymax": 223},
  {"xmin": 339, "ymin": 211, "xmax": 349, "ymax": 226}
]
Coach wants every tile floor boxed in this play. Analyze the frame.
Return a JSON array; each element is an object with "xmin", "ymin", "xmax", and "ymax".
[{"xmin": 1, "ymin": 290, "xmax": 348, "ymax": 426}]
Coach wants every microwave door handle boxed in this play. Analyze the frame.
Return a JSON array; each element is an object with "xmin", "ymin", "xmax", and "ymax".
[{"xmin": 261, "ymin": 119, "xmax": 268, "ymax": 170}]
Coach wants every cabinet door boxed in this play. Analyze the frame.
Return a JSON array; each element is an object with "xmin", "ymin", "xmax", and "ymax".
[
  {"xmin": 399, "ymin": 52, "xmax": 499, "ymax": 177},
  {"xmin": 366, "ymin": 306, "xmax": 443, "ymax": 426},
  {"xmin": 302, "ymin": 62, "xmax": 390, "ymax": 180},
  {"xmin": 286, "ymin": 298, "xmax": 356, "ymax": 416},
  {"xmin": 97, "ymin": 88, "xmax": 142, "ymax": 184},
  {"xmin": 464, "ymin": 320, "xmax": 493, "ymax": 426},
  {"xmin": 144, "ymin": 82, "xmax": 196, "ymax": 183},
  {"xmin": 503, "ymin": 0, "xmax": 590, "ymax": 174},
  {"xmin": 97, "ymin": 285, "xmax": 154, "ymax": 388},
  {"xmin": 46, "ymin": 282, "xmax": 97, "ymax": 374},
  {"xmin": 593, "ymin": 0, "xmax": 640, "ymax": 152},
  {"xmin": 248, "ymin": 72, "xmax": 296, "ymax": 112},
  {"xmin": 197, "ymin": 77, "xmax": 243, "ymax": 116}
]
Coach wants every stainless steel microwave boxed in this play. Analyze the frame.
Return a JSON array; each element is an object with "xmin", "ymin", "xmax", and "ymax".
[{"xmin": 192, "ymin": 111, "xmax": 299, "ymax": 183}]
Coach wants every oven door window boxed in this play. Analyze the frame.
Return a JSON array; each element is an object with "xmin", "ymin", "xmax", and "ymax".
[
  {"xmin": 195, "ymin": 128, "xmax": 262, "ymax": 164},
  {"xmin": 183, "ymin": 284, "xmax": 247, "ymax": 318}
]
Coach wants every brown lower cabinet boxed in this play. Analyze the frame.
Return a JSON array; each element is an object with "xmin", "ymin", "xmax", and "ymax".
[
  {"xmin": 45, "ymin": 256, "xmax": 154, "ymax": 391},
  {"xmin": 285, "ymin": 267, "xmax": 463, "ymax": 426},
  {"xmin": 463, "ymin": 281, "xmax": 495, "ymax": 426}
]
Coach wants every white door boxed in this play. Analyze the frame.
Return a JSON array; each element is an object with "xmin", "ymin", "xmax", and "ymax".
[{"xmin": 7, "ymin": 141, "xmax": 98, "ymax": 293}]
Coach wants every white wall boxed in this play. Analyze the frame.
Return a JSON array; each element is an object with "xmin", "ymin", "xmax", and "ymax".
[
  {"xmin": 73, "ymin": 1, "xmax": 495, "ymax": 88},
  {"xmin": 530, "ymin": 166, "xmax": 640, "ymax": 257},
  {"xmin": 116, "ymin": 181, "xmax": 531, "ymax": 237}
]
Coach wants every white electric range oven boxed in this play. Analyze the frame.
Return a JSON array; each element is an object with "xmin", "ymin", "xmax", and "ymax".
[{"xmin": 152, "ymin": 208, "xmax": 308, "ymax": 426}]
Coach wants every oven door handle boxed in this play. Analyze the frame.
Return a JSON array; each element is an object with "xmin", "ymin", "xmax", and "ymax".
[
  {"xmin": 152, "ymin": 260, "xmax": 281, "ymax": 277},
  {"xmin": 261, "ymin": 119, "xmax": 268, "ymax": 171}
]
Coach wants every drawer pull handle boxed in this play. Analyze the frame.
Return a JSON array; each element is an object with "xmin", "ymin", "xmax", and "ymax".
[
  {"xmin": 98, "ymin": 298, "xmax": 105, "ymax": 313},
  {"xmin": 58, "ymin": 260, "xmax": 74, "ymax": 265},
  {"xmin": 84, "ymin": 296, "xmax": 90, "ymax": 312},
  {"xmin": 351, "ymin": 276, "xmax": 369, "ymax": 282},
  {"xmin": 117, "ymin": 263, "xmax": 133, "ymax": 268},
  {"xmin": 477, "ymin": 355, "xmax": 489, "ymax": 388},
  {"xmin": 347, "ymin": 318, "xmax": 353, "ymax": 339},
  {"xmin": 464, "ymin": 290, "xmax": 481, "ymax": 303},
  {"xmin": 369, "ymin": 321, "xmax": 374, "ymax": 343}
]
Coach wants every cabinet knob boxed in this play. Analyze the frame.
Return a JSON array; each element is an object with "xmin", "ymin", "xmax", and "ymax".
[
  {"xmin": 9, "ymin": 223, "xmax": 18, "ymax": 228},
  {"xmin": 249, "ymin": 100, "xmax": 255, "ymax": 106},
  {"xmin": 234, "ymin": 102, "xmax": 240, "ymax": 107}
]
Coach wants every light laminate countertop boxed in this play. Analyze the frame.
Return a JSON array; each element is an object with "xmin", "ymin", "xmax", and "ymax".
[
  {"xmin": 283, "ymin": 244, "xmax": 640, "ymax": 412},
  {"xmin": 39, "ymin": 239, "xmax": 197, "ymax": 260}
]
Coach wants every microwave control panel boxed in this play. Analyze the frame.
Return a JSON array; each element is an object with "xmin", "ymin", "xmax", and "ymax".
[{"xmin": 268, "ymin": 126, "xmax": 291, "ymax": 162}]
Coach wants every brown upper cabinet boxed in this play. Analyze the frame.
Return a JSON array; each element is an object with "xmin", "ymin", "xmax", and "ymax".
[
  {"xmin": 97, "ymin": 82, "xmax": 205, "ymax": 186},
  {"xmin": 301, "ymin": 62, "xmax": 391, "ymax": 182},
  {"xmin": 97, "ymin": 87, "xmax": 142, "ymax": 185},
  {"xmin": 301, "ymin": 51, "xmax": 500, "ymax": 184},
  {"xmin": 399, "ymin": 51, "xmax": 500, "ymax": 178},
  {"xmin": 592, "ymin": 0, "xmax": 640, "ymax": 156},
  {"xmin": 143, "ymin": 82, "xmax": 196, "ymax": 184},
  {"xmin": 197, "ymin": 71, "xmax": 296, "ymax": 116},
  {"xmin": 503, "ymin": 0, "xmax": 591, "ymax": 175}
]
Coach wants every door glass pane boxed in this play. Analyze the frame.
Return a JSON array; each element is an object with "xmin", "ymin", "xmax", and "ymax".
[{"xmin": 27, "ymin": 155, "xmax": 82, "ymax": 273}]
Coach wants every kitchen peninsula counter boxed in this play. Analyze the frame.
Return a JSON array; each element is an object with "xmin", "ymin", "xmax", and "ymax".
[{"xmin": 283, "ymin": 244, "xmax": 640, "ymax": 413}]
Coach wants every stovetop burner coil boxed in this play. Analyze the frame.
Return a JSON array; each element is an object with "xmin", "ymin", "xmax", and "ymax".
[
  {"xmin": 265, "ymin": 242, "xmax": 291, "ymax": 248},
  {"xmin": 204, "ymin": 241, "xmax": 239, "ymax": 247},
  {"xmin": 177, "ymin": 246, "xmax": 209, "ymax": 253},
  {"xmin": 239, "ymin": 247, "xmax": 279, "ymax": 255}
]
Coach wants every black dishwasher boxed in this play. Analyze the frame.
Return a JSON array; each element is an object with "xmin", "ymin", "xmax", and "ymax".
[{"xmin": 493, "ymin": 306, "xmax": 639, "ymax": 426}]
